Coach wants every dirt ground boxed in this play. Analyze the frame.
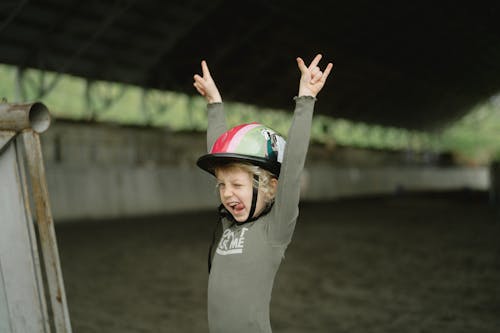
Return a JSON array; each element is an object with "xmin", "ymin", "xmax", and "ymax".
[{"xmin": 56, "ymin": 190, "xmax": 500, "ymax": 333}]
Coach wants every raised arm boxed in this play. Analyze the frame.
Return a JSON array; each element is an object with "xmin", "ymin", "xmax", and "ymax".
[
  {"xmin": 268, "ymin": 54, "xmax": 333, "ymax": 245},
  {"xmin": 193, "ymin": 60, "xmax": 226, "ymax": 151}
]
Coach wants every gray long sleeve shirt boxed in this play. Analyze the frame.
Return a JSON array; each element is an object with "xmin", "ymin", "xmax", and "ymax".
[{"xmin": 205, "ymin": 96, "xmax": 315, "ymax": 333}]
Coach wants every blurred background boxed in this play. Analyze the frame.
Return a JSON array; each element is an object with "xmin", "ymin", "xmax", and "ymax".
[{"xmin": 1, "ymin": 0, "xmax": 499, "ymax": 332}]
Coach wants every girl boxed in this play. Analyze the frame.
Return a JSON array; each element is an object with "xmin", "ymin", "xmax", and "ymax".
[{"xmin": 193, "ymin": 54, "xmax": 333, "ymax": 333}]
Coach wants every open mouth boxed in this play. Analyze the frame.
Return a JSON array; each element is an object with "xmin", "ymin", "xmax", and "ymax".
[{"xmin": 228, "ymin": 202, "xmax": 245, "ymax": 215}]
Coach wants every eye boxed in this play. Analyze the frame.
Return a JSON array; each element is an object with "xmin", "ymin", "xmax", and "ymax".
[{"xmin": 216, "ymin": 182, "xmax": 225, "ymax": 189}]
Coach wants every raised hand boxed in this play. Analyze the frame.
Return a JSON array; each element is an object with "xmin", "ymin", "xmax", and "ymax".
[
  {"xmin": 296, "ymin": 54, "xmax": 333, "ymax": 98},
  {"xmin": 193, "ymin": 60, "xmax": 222, "ymax": 103}
]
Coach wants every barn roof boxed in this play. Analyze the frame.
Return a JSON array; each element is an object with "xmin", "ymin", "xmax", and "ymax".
[{"xmin": 1, "ymin": 0, "xmax": 500, "ymax": 130}]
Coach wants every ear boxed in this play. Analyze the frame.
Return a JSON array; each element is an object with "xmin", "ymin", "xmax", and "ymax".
[{"xmin": 269, "ymin": 178, "xmax": 279, "ymax": 198}]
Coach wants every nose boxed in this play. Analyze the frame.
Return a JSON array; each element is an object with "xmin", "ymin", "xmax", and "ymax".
[{"xmin": 221, "ymin": 185, "xmax": 232, "ymax": 198}]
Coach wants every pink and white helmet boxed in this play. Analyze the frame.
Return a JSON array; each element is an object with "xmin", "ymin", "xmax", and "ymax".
[{"xmin": 197, "ymin": 122, "xmax": 286, "ymax": 177}]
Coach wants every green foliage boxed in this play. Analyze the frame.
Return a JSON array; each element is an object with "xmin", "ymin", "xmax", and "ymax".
[
  {"xmin": 1, "ymin": 63, "xmax": 499, "ymax": 164},
  {"xmin": 439, "ymin": 98, "xmax": 500, "ymax": 163}
]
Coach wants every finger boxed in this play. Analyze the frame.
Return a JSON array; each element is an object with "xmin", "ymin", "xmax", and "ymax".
[
  {"xmin": 311, "ymin": 66, "xmax": 320, "ymax": 77},
  {"xmin": 311, "ymin": 71, "xmax": 323, "ymax": 84},
  {"xmin": 296, "ymin": 57, "xmax": 308, "ymax": 73},
  {"xmin": 193, "ymin": 82, "xmax": 206, "ymax": 96},
  {"xmin": 308, "ymin": 54, "xmax": 322, "ymax": 70},
  {"xmin": 201, "ymin": 60, "xmax": 211, "ymax": 78},
  {"xmin": 320, "ymin": 62, "xmax": 334, "ymax": 82},
  {"xmin": 193, "ymin": 74, "xmax": 205, "ymax": 84}
]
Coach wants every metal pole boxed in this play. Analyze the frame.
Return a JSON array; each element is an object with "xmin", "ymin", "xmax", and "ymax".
[
  {"xmin": 0, "ymin": 102, "xmax": 51, "ymax": 133},
  {"xmin": 15, "ymin": 137, "xmax": 52, "ymax": 333},
  {"xmin": 22, "ymin": 130, "xmax": 72, "ymax": 333}
]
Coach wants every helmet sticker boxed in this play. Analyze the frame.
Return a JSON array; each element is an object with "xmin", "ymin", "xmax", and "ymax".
[
  {"xmin": 275, "ymin": 135, "xmax": 285, "ymax": 163},
  {"xmin": 261, "ymin": 129, "xmax": 276, "ymax": 160},
  {"xmin": 261, "ymin": 128, "xmax": 285, "ymax": 163}
]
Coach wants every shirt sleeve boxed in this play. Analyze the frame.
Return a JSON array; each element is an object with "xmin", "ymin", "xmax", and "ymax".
[
  {"xmin": 206, "ymin": 102, "xmax": 227, "ymax": 152},
  {"xmin": 267, "ymin": 96, "xmax": 316, "ymax": 246}
]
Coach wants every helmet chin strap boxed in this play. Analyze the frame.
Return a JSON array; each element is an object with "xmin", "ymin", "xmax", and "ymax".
[{"xmin": 244, "ymin": 174, "xmax": 260, "ymax": 223}]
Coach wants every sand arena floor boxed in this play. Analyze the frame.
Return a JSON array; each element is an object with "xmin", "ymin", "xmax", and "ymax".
[{"xmin": 56, "ymin": 191, "xmax": 500, "ymax": 333}]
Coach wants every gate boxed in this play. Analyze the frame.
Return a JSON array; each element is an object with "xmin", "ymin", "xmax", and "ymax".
[{"xmin": 0, "ymin": 102, "xmax": 72, "ymax": 332}]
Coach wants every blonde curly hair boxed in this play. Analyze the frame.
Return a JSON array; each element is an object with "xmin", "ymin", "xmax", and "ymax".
[{"xmin": 214, "ymin": 162, "xmax": 278, "ymax": 204}]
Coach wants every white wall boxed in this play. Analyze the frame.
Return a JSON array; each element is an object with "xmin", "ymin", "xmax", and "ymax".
[{"xmin": 40, "ymin": 120, "xmax": 489, "ymax": 222}]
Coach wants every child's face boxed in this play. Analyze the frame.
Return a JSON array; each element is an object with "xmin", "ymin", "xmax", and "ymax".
[{"xmin": 215, "ymin": 167, "xmax": 268, "ymax": 223}]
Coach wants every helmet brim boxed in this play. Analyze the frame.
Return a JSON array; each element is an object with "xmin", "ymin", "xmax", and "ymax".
[{"xmin": 197, "ymin": 153, "xmax": 281, "ymax": 177}]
